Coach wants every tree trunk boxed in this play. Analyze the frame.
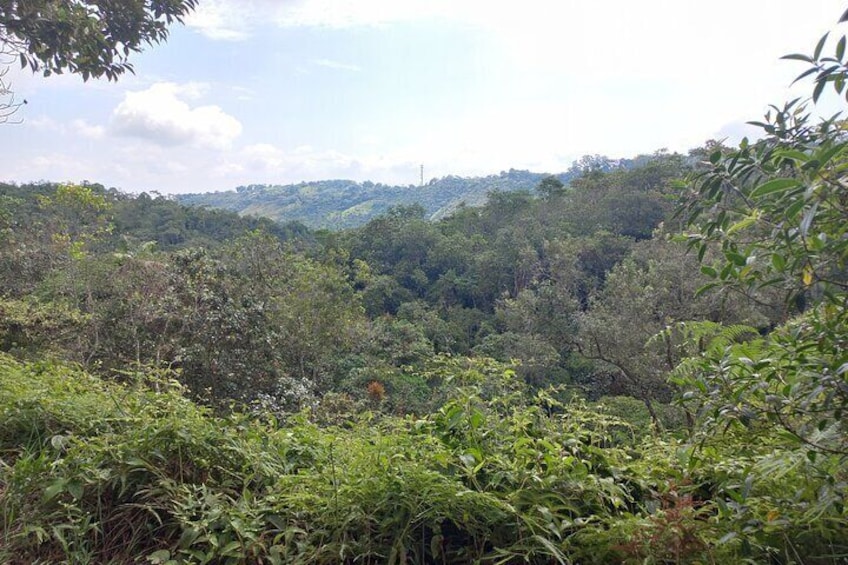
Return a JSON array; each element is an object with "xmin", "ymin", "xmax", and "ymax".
[{"xmin": 643, "ymin": 397, "xmax": 664, "ymax": 433}]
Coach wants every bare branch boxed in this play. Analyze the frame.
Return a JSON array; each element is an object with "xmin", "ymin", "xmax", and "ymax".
[{"xmin": 0, "ymin": 45, "xmax": 26, "ymax": 125}]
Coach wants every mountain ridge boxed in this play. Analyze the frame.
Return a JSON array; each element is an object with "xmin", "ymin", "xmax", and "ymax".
[{"xmin": 176, "ymin": 169, "xmax": 578, "ymax": 230}]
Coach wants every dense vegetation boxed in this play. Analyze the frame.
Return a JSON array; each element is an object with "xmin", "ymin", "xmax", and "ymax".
[
  {"xmin": 3, "ymin": 353, "xmax": 844, "ymax": 564},
  {"xmin": 2, "ymin": 16, "xmax": 848, "ymax": 565},
  {"xmin": 176, "ymin": 159, "xmax": 633, "ymax": 229}
]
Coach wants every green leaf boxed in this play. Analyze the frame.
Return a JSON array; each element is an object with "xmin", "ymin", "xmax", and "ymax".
[
  {"xmin": 814, "ymin": 33, "xmax": 829, "ymax": 60},
  {"xmin": 813, "ymin": 142, "xmax": 845, "ymax": 168},
  {"xmin": 709, "ymin": 150, "xmax": 722, "ymax": 164},
  {"xmin": 837, "ymin": 36, "xmax": 846, "ymax": 60},
  {"xmin": 147, "ymin": 550, "xmax": 172, "ymax": 565},
  {"xmin": 813, "ymin": 78, "xmax": 827, "ymax": 102},
  {"xmin": 774, "ymin": 149, "xmax": 810, "ymax": 163},
  {"xmin": 694, "ymin": 281, "xmax": 720, "ymax": 297},
  {"xmin": 800, "ymin": 201, "xmax": 819, "ymax": 236},
  {"xmin": 750, "ymin": 178, "xmax": 801, "ymax": 198},
  {"xmin": 530, "ymin": 535, "xmax": 568, "ymax": 564},
  {"xmin": 469, "ymin": 410, "xmax": 485, "ymax": 429},
  {"xmin": 785, "ymin": 197, "xmax": 806, "ymax": 221},
  {"xmin": 44, "ymin": 480, "xmax": 67, "ymax": 501},
  {"xmin": 726, "ymin": 251, "xmax": 747, "ymax": 266},
  {"xmin": 220, "ymin": 541, "xmax": 242, "ymax": 557},
  {"xmin": 67, "ymin": 481, "xmax": 83, "ymax": 500},
  {"xmin": 791, "ymin": 66, "xmax": 820, "ymax": 86},
  {"xmin": 781, "ymin": 53, "xmax": 814, "ymax": 63},
  {"xmin": 726, "ymin": 214, "xmax": 759, "ymax": 235},
  {"xmin": 178, "ymin": 527, "xmax": 201, "ymax": 548}
]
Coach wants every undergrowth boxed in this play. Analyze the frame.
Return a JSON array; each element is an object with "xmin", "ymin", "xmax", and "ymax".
[{"xmin": 1, "ymin": 353, "xmax": 845, "ymax": 564}]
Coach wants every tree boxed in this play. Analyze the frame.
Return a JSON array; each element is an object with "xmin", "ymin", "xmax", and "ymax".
[
  {"xmin": 577, "ymin": 238, "xmax": 767, "ymax": 427},
  {"xmin": 678, "ymin": 23, "xmax": 848, "ymax": 456},
  {"xmin": 536, "ymin": 175, "xmax": 566, "ymax": 199},
  {"xmin": 0, "ymin": 0, "xmax": 197, "ymax": 81},
  {"xmin": 222, "ymin": 231, "xmax": 366, "ymax": 396},
  {"xmin": 565, "ymin": 153, "xmax": 685, "ymax": 240}
]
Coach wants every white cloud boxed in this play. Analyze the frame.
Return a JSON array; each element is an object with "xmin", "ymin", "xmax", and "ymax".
[
  {"xmin": 212, "ymin": 142, "xmax": 402, "ymax": 184},
  {"xmin": 179, "ymin": 0, "xmax": 844, "ymax": 101},
  {"xmin": 212, "ymin": 162, "xmax": 245, "ymax": 176},
  {"xmin": 181, "ymin": 0, "xmax": 513, "ymax": 34},
  {"xmin": 185, "ymin": 0, "xmax": 252, "ymax": 40},
  {"xmin": 24, "ymin": 152, "xmax": 96, "ymax": 181},
  {"xmin": 273, "ymin": 0, "xmax": 442, "ymax": 28},
  {"xmin": 71, "ymin": 119, "xmax": 105, "ymax": 139},
  {"xmin": 231, "ymin": 143, "xmax": 359, "ymax": 177},
  {"xmin": 313, "ymin": 58, "xmax": 362, "ymax": 72},
  {"xmin": 231, "ymin": 85, "xmax": 255, "ymax": 102},
  {"xmin": 242, "ymin": 143, "xmax": 286, "ymax": 169},
  {"xmin": 26, "ymin": 116, "xmax": 105, "ymax": 139},
  {"xmin": 29, "ymin": 115, "xmax": 61, "ymax": 131},
  {"xmin": 111, "ymin": 82, "xmax": 242, "ymax": 150}
]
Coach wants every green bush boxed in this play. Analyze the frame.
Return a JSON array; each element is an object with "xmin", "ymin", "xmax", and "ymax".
[{"xmin": 2, "ymin": 354, "xmax": 846, "ymax": 564}]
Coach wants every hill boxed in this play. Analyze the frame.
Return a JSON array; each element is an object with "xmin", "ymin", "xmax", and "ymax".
[{"xmin": 175, "ymin": 169, "xmax": 578, "ymax": 230}]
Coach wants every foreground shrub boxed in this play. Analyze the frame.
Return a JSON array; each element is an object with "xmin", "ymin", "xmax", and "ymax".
[{"xmin": 2, "ymin": 354, "xmax": 846, "ymax": 564}]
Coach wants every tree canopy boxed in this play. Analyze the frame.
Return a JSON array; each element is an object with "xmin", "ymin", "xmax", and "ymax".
[{"xmin": 0, "ymin": 0, "xmax": 197, "ymax": 80}]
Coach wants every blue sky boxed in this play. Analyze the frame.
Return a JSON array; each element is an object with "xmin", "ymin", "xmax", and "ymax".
[{"xmin": 0, "ymin": 0, "xmax": 845, "ymax": 194}]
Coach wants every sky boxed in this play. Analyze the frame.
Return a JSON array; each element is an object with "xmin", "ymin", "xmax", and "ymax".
[{"xmin": 0, "ymin": 0, "xmax": 845, "ymax": 195}]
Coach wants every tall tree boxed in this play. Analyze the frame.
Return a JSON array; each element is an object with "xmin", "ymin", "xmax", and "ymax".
[{"xmin": 578, "ymin": 238, "xmax": 768, "ymax": 426}]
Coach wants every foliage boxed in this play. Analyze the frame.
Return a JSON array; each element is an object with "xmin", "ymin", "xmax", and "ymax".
[
  {"xmin": 0, "ymin": 184, "xmax": 347, "ymax": 412},
  {"xmin": 593, "ymin": 396, "xmax": 687, "ymax": 440},
  {"xmin": 679, "ymin": 25, "xmax": 848, "ymax": 455},
  {"xmin": 0, "ymin": 354, "xmax": 600, "ymax": 563},
  {"xmin": 2, "ymin": 8, "xmax": 848, "ymax": 565},
  {"xmin": 0, "ymin": 0, "xmax": 198, "ymax": 80},
  {"xmin": 682, "ymin": 50, "xmax": 848, "ymax": 310},
  {"xmin": 0, "ymin": 295, "xmax": 86, "ymax": 357},
  {"xmin": 564, "ymin": 151, "xmax": 686, "ymax": 240},
  {"xmin": 577, "ymin": 237, "xmax": 769, "ymax": 424},
  {"xmin": 177, "ymin": 170, "xmax": 579, "ymax": 230},
  {"xmin": 4, "ymin": 354, "xmax": 845, "ymax": 563},
  {"xmin": 0, "ymin": 151, "xmax": 705, "ymax": 413},
  {"xmin": 666, "ymin": 18, "xmax": 848, "ymax": 559}
]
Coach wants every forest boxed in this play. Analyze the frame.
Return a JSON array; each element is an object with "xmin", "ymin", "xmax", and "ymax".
[
  {"xmin": 176, "ymin": 163, "xmax": 618, "ymax": 229},
  {"xmin": 1, "ymin": 3, "xmax": 848, "ymax": 564}
]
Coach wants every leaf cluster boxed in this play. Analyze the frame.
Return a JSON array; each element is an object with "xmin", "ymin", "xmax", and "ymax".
[{"xmin": 1, "ymin": 0, "xmax": 198, "ymax": 80}]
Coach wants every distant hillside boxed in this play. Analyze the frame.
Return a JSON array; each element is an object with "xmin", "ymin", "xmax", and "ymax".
[{"xmin": 176, "ymin": 169, "xmax": 578, "ymax": 230}]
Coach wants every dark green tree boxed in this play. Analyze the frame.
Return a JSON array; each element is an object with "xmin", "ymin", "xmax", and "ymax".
[
  {"xmin": 1, "ymin": 0, "xmax": 198, "ymax": 80},
  {"xmin": 536, "ymin": 175, "xmax": 566, "ymax": 199},
  {"xmin": 578, "ymin": 238, "xmax": 767, "ymax": 426}
]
